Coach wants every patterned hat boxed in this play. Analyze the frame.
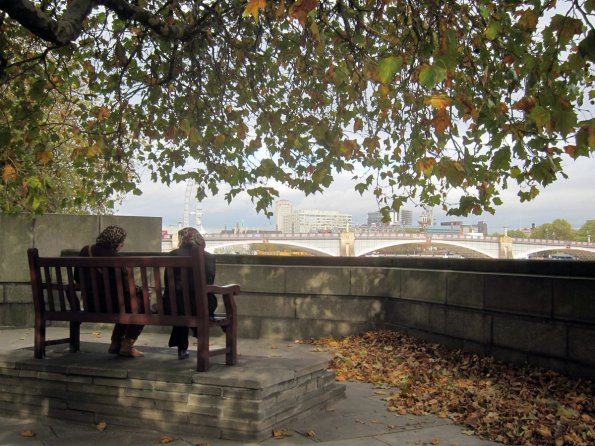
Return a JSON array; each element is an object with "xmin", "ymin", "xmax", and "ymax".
[
  {"xmin": 96, "ymin": 225, "xmax": 127, "ymax": 249},
  {"xmin": 178, "ymin": 227, "xmax": 205, "ymax": 248}
]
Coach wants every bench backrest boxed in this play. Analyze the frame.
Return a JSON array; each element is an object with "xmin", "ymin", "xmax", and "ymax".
[{"xmin": 27, "ymin": 246, "xmax": 210, "ymax": 325}]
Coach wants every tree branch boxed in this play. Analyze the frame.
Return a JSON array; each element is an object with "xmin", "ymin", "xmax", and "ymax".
[{"xmin": 0, "ymin": 0, "xmax": 93, "ymax": 45}]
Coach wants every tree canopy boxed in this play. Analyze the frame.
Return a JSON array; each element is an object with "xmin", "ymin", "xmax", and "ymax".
[{"xmin": 1, "ymin": 0, "xmax": 594, "ymax": 217}]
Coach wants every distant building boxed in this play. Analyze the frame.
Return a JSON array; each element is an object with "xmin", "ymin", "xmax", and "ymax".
[
  {"xmin": 400, "ymin": 209, "xmax": 413, "ymax": 227},
  {"xmin": 287, "ymin": 209, "xmax": 352, "ymax": 233},
  {"xmin": 275, "ymin": 199, "xmax": 293, "ymax": 233},
  {"xmin": 367, "ymin": 210, "xmax": 399, "ymax": 226},
  {"xmin": 275, "ymin": 200, "xmax": 352, "ymax": 234},
  {"xmin": 477, "ymin": 221, "xmax": 488, "ymax": 235}
]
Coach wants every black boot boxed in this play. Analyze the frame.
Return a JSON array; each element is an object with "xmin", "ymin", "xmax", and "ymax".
[{"xmin": 178, "ymin": 347, "xmax": 189, "ymax": 360}]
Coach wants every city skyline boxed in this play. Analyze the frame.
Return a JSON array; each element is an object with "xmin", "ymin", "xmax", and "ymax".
[{"xmin": 115, "ymin": 155, "xmax": 595, "ymax": 234}]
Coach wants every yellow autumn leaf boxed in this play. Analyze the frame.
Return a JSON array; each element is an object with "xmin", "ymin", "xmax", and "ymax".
[
  {"xmin": 37, "ymin": 150, "xmax": 53, "ymax": 164},
  {"xmin": 20, "ymin": 430, "xmax": 36, "ymax": 437},
  {"xmin": 243, "ymin": 0, "xmax": 266, "ymax": 23},
  {"xmin": 354, "ymin": 117, "xmax": 363, "ymax": 132},
  {"xmin": 96, "ymin": 421, "xmax": 107, "ymax": 431},
  {"xmin": 97, "ymin": 106, "xmax": 111, "ymax": 120},
  {"xmin": 536, "ymin": 425, "xmax": 552, "ymax": 438},
  {"xmin": 425, "ymin": 95, "xmax": 453, "ymax": 110},
  {"xmin": 416, "ymin": 157, "xmax": 436, "ymax": 176},
  {"xmin": 87, "ymin": 143, "xmax": 102, "ymax": 157},
  {"xmin": 2, "ymin": 164, "xmax": 17, "ymax": 183},
  {"xmin": 272, "ymin": 428, "xmax": 292, "ymax": 438},
  {"xmin": 517, "ymin": 9, "xmax": 538, "ymax": 30},
  {"xmin": 289, "ymin": 0, "xmax": 319, "ymax": 26},
  {"xmin": 276, "ymin": 0, "xmax": 285, "ymax": 19},
  {"xmin": 159, "ymin": 434, "xmax": 174, "ymax": 443},
  {"xmin": 432, "ymin": 108, "xmax": 451, "ymax": 134}
]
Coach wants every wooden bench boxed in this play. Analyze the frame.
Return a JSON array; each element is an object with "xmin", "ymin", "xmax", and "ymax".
[{"xmin": 27, "ymin": 245, "xmax": 240, "ymax": 371}]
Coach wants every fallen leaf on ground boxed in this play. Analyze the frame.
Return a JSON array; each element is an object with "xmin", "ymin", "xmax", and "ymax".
[
  {"xmin": 159, "ymin": 434, "xmax": 174, "ymax": 443},
  {"xmin": 20, "ymin": 430, "xmax": 35, "ymax": 437},
  {"xmin": 272, "ymin": 428, "xmax": 292, "ymax": 438},
  {"xmin": 305, "ymin": 330, "xmax": 595, "ymax": 446},
  {"xmin": 96, "ymin": 421, "xmax": 107, "ymax": 431}
]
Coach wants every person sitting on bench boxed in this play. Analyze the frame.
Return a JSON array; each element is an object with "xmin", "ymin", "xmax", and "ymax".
[
  {"xmin": 76, "ymin": 225, "xmax": 146, "ymax": 358},
  {"xmin": 164, "ymin": 227, "xmax": 217, "ymax": 359}
]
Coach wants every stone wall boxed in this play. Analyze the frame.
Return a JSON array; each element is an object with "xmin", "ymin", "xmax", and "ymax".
[
  {"xmin": 215, "ymin": 255, "xmax": 595, "ymax": 379},
  {"xmin": 0, "ymin": 214, "xmax": 162, "ymax": 326},
  {"xmin": 1, "ymin": 214, "xmax": 593, "ymax": 379}
]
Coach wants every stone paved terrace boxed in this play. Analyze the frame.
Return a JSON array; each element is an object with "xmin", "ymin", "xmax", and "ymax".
[{"xmin": 0, "ymin": 327, "xmax": 504, "ymax": 446}]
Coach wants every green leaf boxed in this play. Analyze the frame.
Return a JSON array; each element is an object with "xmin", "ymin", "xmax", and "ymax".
[
  {"xmin": 551, "ymin": 108, "xmax": 577, "ymax": 137},
  {"xmin": 578, "ymin": 29, "xmax": 595, "ymax": 62},
  {"xmin": 484, "ymin": 21, "xmax": 501, "ymax": 40},
  {"xmin": 549, "ymin": 15, "xmax": 584, "ymax": 46},
  {"xmin": 377, "ymin": 56, "xmax": 403, "ymax": 84},
  {"xmin": 419, "ymin": 64, "xmax": 446, "ymax": 88},
  {"xmin": 530, "ymin": 106, "xmax": 551, "ymax": 131}
]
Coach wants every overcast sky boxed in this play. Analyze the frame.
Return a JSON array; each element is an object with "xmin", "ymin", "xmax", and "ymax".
[{"xmin": 115, "ymin": 154, "xmax": 595, "ymax": 234}]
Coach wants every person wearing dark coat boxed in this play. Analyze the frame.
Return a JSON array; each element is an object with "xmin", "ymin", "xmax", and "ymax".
[
  {"xmin": 76, "ymin": 225, "xmax": 145, "ymax": 357},
  {"xmin": 164, "ymin": 227, "xmax": 217, "ymax": 359}
]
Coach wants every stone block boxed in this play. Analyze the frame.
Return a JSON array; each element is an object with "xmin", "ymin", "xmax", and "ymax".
[
  {"xmin": 285, "ymin": 266, "xmax": 350, "ymax": 295},
  {"xmin": 553, "ymin": 278, "xmax": 595, "ymax": 323},
  {"xmin": 0, "ymin": 214, "xmax": 33, "ymax": 282},
  {"xmin": 349, "ymin": 267, "xmax": 400, "ymax": 298},
  {"xmin": 485, "ymin": 275, "xmax": 552, "ymax": 317},
  {"xmin": 568, "ymin": 327, "xmax": 595, "ymax": 366},
  {"xmin": 237, "ymin": 316, "xmax": 263, "ymax": 339},
  {"xmin": 384, "ymin": 299, "xmax": 431, "ymax": 330},
  {"xmin": 0, "ymin": 303, "xmax": 35, "ymax": 327},
  {"xmin": 435, "ymin": 308, "xmax": 492, "ymax": 343},
  {"xmin": 296, "ymin": 295, "xmax": 384, "ymax": 322},
  {"xmin": 446, "ymin": 273, "xmax": 484, "ymax": 308},
  {"xmin": 3, "ymin": 283, "xmax": 32, "ymax": 304},
  {"xmin": 490, "ymin": 345, "xmax": 529, "ymax": 368},
  {"xmin": 257, "ymin": 318, "xmax": 301, "ymax": 340},
  {"xmin": 401, "ymin": 270, "xmax": 446, "ymax": 304},
  {"xmin": 236, "ymin": 293, "xmax": 296, "ymax": 318},
  {"xmin": 217, "ymin": 264, "xmax": 286, "ymax": 293},
  {"xmin": 492, "ymin": 316, "xmax": 566, "ymax": 357},
  {"xmin": 33, "ymin": 214, "xmax": 99, "ymax": 257}
]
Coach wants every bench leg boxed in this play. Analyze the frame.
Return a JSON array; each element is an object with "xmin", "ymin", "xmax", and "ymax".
[
  {"xmin": 196, "ymin": 326, "xmax": 209, "ymax": 372},
  {"xmin": 70, "ymin": 321, "xmax": 81, "ymax": 353},
  {"xmin": 225, "ymin": 317, "xmax": 237, "ymax": 366},
  {"xmin": 34, "ymin": 318, "xmax": 45, "ymax": 359}
]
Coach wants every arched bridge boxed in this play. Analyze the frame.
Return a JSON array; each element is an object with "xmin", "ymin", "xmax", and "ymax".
[{"xmin": 203, "ymin": 232, "xmax": 595, "ymax": 259}]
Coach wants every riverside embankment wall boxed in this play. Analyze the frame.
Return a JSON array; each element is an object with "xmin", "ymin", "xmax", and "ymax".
[{"xmin": 215, "ymin": 255, "xmax": 595, "ymax": 379}]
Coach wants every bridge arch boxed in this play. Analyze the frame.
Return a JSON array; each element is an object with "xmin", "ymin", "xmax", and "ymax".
[
  {"xmin": 355, "ymin": 240, "xmax": 496, "ymax": 258},
  {"xmin": 208, "ymin": 240, "xmax": 334, "ymax": 257},
  {"xmin": 517, "ymin": 246, "xmax": 595, "ymax": 259}
]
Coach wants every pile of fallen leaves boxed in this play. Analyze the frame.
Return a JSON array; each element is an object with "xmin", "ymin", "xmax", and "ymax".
[{"xmin": 306, "ymin": 329, "xmax": 594, "ymax": 446}]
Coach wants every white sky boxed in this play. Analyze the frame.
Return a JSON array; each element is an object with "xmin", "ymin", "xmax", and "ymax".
[{"xmin": 115, "ymin": 154, "xmax": 595, "ymax": 234}]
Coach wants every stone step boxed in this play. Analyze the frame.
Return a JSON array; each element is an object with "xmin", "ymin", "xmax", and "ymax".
[{"xmin": 0, "ymin": 339, "xmax": 346, "ymax": 442}]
